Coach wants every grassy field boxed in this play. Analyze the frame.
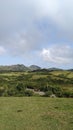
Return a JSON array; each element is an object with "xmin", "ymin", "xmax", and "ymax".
[
  {"xmin": 0, "ymin": 97, "xmax": 73, "ymax": 130},
  {"xmin": 50, "ymin": 70, "xmax": 73, "ymax": 78}
]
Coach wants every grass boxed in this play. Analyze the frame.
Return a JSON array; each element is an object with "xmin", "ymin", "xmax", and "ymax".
[
  {"xmin": 50, "ymin": 70, "xmax": 73, "ymax": 78},
  {"xmin": 0, "ymin": 97, "xmax": 73, "ymax": 130},
  {"xmin": 31, "ymin": 75, "xmax": 48, "ymax": 79}
]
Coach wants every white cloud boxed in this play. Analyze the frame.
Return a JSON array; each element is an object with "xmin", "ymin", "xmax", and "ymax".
[
  {"xmin": 0, "ymin": 0, "xmax": 73, "ymax": 36},
  {"xmin": 3, "ymin": 31, "xmax": 43, "ymax": 57},
  {"xmin": 0, "ymin": 0, "xmax": 73, "ymax": 61},
  {"xmin": 0, "ymin": 46, "xmax": 6, "ymax": 55},
  {"xmin": 41, "ymin": 45, "xmax": 73, "ymax": 64},
  {"xmin": 34, "ymin": 0, "xmax": 73, "ymax": 30}
]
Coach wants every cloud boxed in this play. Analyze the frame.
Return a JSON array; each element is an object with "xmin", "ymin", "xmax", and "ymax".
[
  {"xmin": 2, "ymin": 31, "xmax": 43, "ymax": 57},
  {"xmin": 34, "ymin": 0, "xmax": 73, "ymax": 32},
  {"xmin": 0, "ymin": 46, "xmax": 6, "ymax": 55},
  {"xmin": 0, "ymin": 0, "xmax": 73, "ymax": 63},
  {"xmin": 0, "ymin": 0, "xmax": 73, "ymax": 37},
  {"xmin": 41, "ymin": 45, "xmax": 73, "ymax": 64}
]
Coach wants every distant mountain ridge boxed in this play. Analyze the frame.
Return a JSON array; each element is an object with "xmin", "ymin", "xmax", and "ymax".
[
  {"xmin": 0, "ymin": 64, "xmax": 41, "ymax": 72},
  {"xmin": 0, "ymin": 64, "xmax": 72, "ymax": 72},
  {"xmin": 29, "ymin": 65, "xmax": 41, "ymax": 71}
]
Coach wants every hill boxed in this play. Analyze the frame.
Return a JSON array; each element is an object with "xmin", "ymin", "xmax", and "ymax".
[
  {"xmin": 28, "ymin": 65, "xmax": 41, "ymax": 71},
  {"xmin": 0, "ymin": 64, "xmax": 72, "ymax": 72},
  {"xmin": 0, "ymin": 64, "xmax": 41, "ymax": 72}
]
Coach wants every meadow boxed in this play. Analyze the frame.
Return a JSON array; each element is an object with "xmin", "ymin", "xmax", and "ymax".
[{"xmin": 0, "ymin": 97, "xmax": 73, "ymax": 130}]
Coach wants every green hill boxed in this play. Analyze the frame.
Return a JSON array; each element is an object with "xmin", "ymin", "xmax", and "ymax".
[
  {"xmin": 0, "ymin": 64, "xmax": 41, "ymax": 72},
  {"xmin": 28, "ymin": 65, "xmax": 41, "ymax": 71}
]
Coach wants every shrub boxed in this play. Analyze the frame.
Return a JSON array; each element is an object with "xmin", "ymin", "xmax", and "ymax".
[
  {"xmin": 0, "ymin": 87, "xmax": 5, "ymax": 96},
  {"xmin": 51, "ymin": 86, "xmax": 63, "ymax": 97},
  {"xmin": 63, "ymin": 91, "xmax": 73, "ymax": 97},
  {"xmin": 24, "ymin": 90, "xmax": 34, "ymax": 96},
  {"xmin": 16, "ymin": 83, "xmax": 25, "ymax": 92},
  {"xmin": 7, "ymin": 89, "xmax": 16, "ymax": 96},
  {"xmin": 44, "ymin": 91, "xmax": 53, "ymax": 97}
]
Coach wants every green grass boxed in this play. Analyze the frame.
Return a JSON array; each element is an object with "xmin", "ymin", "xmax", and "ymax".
[
  {"xmin": 0, "ymin": 97, "xmax": 73, "ymax": 130},
  {"xmin": 50, "ymin": 70, "xmax": 73, "ymax": 78},
  {"xmin": 31, "ymin": 75, "xmax": 48, "ymax": 79}
]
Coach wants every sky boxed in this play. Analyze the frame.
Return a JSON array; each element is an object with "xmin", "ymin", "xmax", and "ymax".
[{"xmin": 0, "ymin": 0, "xmax": 73, "ymax": 69}]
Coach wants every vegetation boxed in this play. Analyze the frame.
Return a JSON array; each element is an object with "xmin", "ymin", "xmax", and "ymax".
[
  {"xmin": 0, "ymin": 97, "xmax": 73, "ymax": 130},
  {"xmin": 0, "ymin": 69, "xmax": 73, "ymax": 97},
  {"xmin": 0, "ymin": 68, "xmax": 73, "ymax": 129},
  {"xmin": 0, "ymin": 64, "xmax": 41, "ymax": 72}
]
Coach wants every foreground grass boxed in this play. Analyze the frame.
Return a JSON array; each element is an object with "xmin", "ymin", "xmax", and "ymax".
[{"xmin": 0, "ymin": 97, "xmax": 73, "ymax": 130}]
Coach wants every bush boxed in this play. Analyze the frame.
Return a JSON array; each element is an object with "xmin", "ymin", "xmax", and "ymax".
[
  {"xmin": 24, "ymin": 90, "xmax": 34, "ymax": 96},
  {"xmin": 51, "ymin": 86, "xmax": 63, "ymax": 97},
  {"xmin": 7, "ymin": 89, "xmax": 16, "ymax": 96},
  {"xmin": 44, "ymin": 91, "xmax": 53, "ymax": 97},
  {"xmin": 0, "ymin": 87, "xmax": 5, "ymax": 96},
  {"xmin": 40, "ymin": 86, "xmax": 48, "ymax": 92},
  {"xmin": 16, "ymin": 83, "xmax": 25, "ymax": 92},
  {"xmin": 63, "ymin": 91, "xmax": 73, "ymax": 97}
]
